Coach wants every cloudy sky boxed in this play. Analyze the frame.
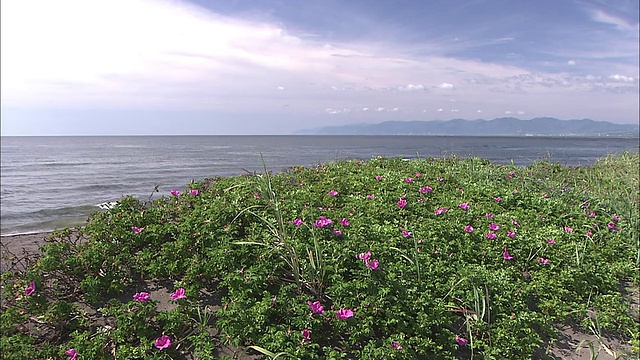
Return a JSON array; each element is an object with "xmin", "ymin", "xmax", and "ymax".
[{"xmin": 1, "ymin": 0, "xmax": 638, "ymax": 135}]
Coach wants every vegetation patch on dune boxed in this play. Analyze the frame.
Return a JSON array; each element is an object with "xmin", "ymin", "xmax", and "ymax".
[{"xmin": 2, "ymin": 152, "xmax": 638, "ymax": 359}]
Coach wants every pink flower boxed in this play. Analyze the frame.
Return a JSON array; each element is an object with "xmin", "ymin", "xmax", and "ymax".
[
  {"xmin": 24, "ymin": 281, "xmax": 36, "ymax": 296},
  {"xmin": 507, "ymin": 231, "xmax": 516, "ymax": 238},
  {"xmin": 513, "ymin": 189, "xmax": 519, "ymax": 194},
  {"xmin": 340, "ymin": 218, "xmax": 350, "ymax": 227},
  {"xmin": 405, "ymin": 177, "xmax": 413, "ymax": 183},
  {"xmin": 401, "ymin": 229, "xmax": 413, "ymax": 238},
  {"xmin": 455, "ymin": 335, "xmax": 467, "ymax": 347},
  {"xmin": 588, "ymin": 211, "xmax": 596, "ymax": 217},
  {"xmin": 65, "ymin": 348, "xmax": 79, "ymax": 360},
  {"xmin": 511, "ymin": 219, "xmax": 520, "ymax": 226},
  {"xmin": 357, "ymin": 251, "xmax": 372, "ymax": 262},
  {"xmin": 415, "ymin": 173, "xmax": 421, "ymax": 177},
  {"xmin": 417, "ymin": 198, "xmax": 424, "ymax": 203},
  {"xmin": 333, "ymin": 228, "xmax": 343, "ymax": 236},
  {"xmin": 365, "ymin": 259, "xmax": 380, "ymax": 270},
  {"xmin": 254, "ymin": 193, "xmax": 260, "ymax": 199},
  {"xmin": 336, "ymin": 308, "xmax": 354, "ymax": 319},
  {"xmin": 291, "ymin": 218, "xmax": 303, "ymax": 226},
  {"xmin": 537, "ymin": 257, "xmax": 549, "ymax": 265},
  {"xmin": 313, "ymin": 216, "xmax": 333, "ymax": 228},
  {"xmin": 397, "ymin": 199, "xmax": 407, "ymax": 208},
  {"xmin": 419, "ymin": 186, "xmax": 432, "ymax": 194},
  {"xmin": 391, "ymin": 341, "xmax": 403, "ymax": 350},
  {"xmin": 374, "ymin": 175, "xmax": 383, "ymax": 181},
  {"xmin": 489, "ymin": 223, "xmax": 500, "ymax": 232},
  {"xmin": 308, "ymin": 300, "xmax": 324, "ymax": 314},
  {"xmin": 612, "ymin": 214, "xmax": 620, "ymax": 222},
  {"xmin": 503, "ymin": 249, "xmax": 514, "ymax": 261},
  {"xmin": 485, "ymin": 233, "xmax": 497, "ymax": 239},
  {"xmin": 564, "ymin": 226, "xmax": 573, "ymax": 233},
  {"xmin": 546, "ymin": 238, "xmax": 556, "ymax": 245},
  {"xmin": 542, "ymin": 193, "xmax": 549, "ymax": 198},
  {"xmin": 133, "ymin": 292, "xmax": 150, "ymax": 303},
  {"xmin": 437, "ymin": 177, "xmax": 444, "ymax": 182},
  {"xmin": 189, "ymin": 189, "xmax": 199, "ymax": 196},
  {"xmin": 464, "ymin": 225, "xmax": 474, "ymax": 233},
  {"xmin": 155, "ymin": 335, "xmax": 172, "ymax": 350},
  {"xmin": 494, "ymin": 197, "xmax": 503, "ymax": 202},
  {"xmin": 366, "ymin": 194, "xmax": 375, "ymax": 199},
  {"xmin": 485, "ymin": 213, "xmax": 494, "ymax": 219},
  {"xmin": 607, "ymin": 222, "xmax": 619, "ymax": 230},
  {"xmin": 459, "ymin": 203, "xmax": 469, "ymax": 210},
  {"xmin": 301, "ymin": 329, "xmax": 311, "ymax": 341},
  {"xmin": 170, "ymin": 288, "xmax": 186, "ymax": 301},
  {"xmin": 170, "ymin": 189, "xmax": 181, "ymax": 196},
  {"xmin": 131, "ymin": 226, "xmax": 144, "ymax": 234},
  {"xmin": 328, "ymin": 190, "xmax": 338, "ymax": 196},
  {"xmin": 434, "ymin": 207, "xmax": 448, "ymax": 215}
]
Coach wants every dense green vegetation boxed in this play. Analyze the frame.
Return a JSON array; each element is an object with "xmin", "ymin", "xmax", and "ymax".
[{"xmin": 2, "ymin": 152, "xmax": 638, "ymax": 359}]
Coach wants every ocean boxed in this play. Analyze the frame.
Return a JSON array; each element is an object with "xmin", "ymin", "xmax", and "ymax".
[{"xmin": 1, "ymin": 135, "xmax": 638, "ymax": 236}]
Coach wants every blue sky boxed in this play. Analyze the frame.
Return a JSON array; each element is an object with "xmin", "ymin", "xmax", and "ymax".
[{"xmin": 1, "ymin": 0, "xmax": 638, "ymax": 135}]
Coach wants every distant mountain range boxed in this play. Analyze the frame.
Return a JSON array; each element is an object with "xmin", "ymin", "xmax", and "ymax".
[{"xmin": 295, "ymin": 117, "xmax": 639, "ymax": 137}]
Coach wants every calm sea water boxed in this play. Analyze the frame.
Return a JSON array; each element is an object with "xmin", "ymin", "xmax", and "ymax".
[{"xmin": 1, "ymin": 135, "xmax": 638, "ymax": 236}]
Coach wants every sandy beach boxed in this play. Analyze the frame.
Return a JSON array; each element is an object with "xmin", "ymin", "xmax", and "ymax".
[{"xmin": 0, "ymin": 232, "xmax": 52, "ymax": 273}]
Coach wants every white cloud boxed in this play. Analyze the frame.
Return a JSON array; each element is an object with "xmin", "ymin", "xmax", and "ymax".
[
  {"xmin": 376, "ymin": 107, "xmax": 385, "ymax": 112},
  {"xmin": 277, "ymin": 86, "xmax": 285, "ymax": 90},
  {"xmin": 392, "ymin": 107, "xmax": 399, "ymax": 112},
  {"xmin": 567, "ymin": 60, "xmax": 576, "ymax": 65},
  {"xmin": 451, "ymin": 109, "xmax": 459, "ymax": 112},
  {"xmin": 437, "ymin": 108, "xmax": 443, "ymax": 112},
  {"xmin": 609, "ymin": 74, "xmax": 635, "ymax": 83},
  {"xmin": 437, "ymin": 82, "xmax": 455, "ymax": 89},
  {"xmin": 477, "ymin": 109, "xmax": 482, "ymax": 113},
  {"xmin": 505, "ymin": 111, "xmax": 512, "ymax": 114},
  {"xmin": 397, "ymin": 84, "xmax": 426, "ymax": 91},
  {"xmin": 591, "ymin": 10, "xmax": 638, "ymax": 33},
  {"xmin": 517, "ymin": 110, "xmax": 525, "ymax": 115},
  {"xmin": 362, "ymin": 107, "xmax": 369, "ymax": 111},
  {"xmin": 325, "ymin": 108, "xmax": 340, "ymax": 114}
]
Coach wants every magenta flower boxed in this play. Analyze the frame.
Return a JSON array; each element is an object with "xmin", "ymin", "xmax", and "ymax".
[
  {"xmin": 537, "ymin": 257, "xmax": 549, "ymax": 265},
  {"xmin": 542, "ymin": 193, "xmax": 549, "ymax": 198},
  {"xmin": 397, "ymin": 199, "xmax": 407, "ymax": 208},
  {"xmin": 546, "ymin": 238, "xmax": 556, "ymax": 245},
  {"xmin": 464, "ymin": 225, "xmax": 474, "ymax": 233},
  {"xmin": 133, "ymin": 292, "xmax": 150, "ymax": 303},
  {"xmin": 24, "ymin": 281, "xmax": 36, "ymax": 296},
  {"xmin": 374, "ymin": 175, "xmax": 383, "ymax": 181},
  {"xmin": 401, "ymin": 229, "xmax": 413, "ymax": 238},
  {"xmin": 507, "ymin": 231, "xmax": 516, "ymax": 238},
  {"xmin": 313, "ymin": 216, "xmax": 333, "ymax": 228},
  {"xmin": 291, "ymin": 218, "xmax": 303, "ymax": 226},
  {"xmin": 511, "ymin": 219, "xmax": 520, "ymax": 226},
  {"xmin": 336, "ymin": 308, "xmax": 354, "ymax": 319},
  {"xmin": 494, "ymin": 197, "xmax": 503, "ymax": 202},
  {"xmin": 485, "ymin": 213, "xmax": 494, "ymax": 219},
  {"xmin": 434, "ymin": 207, "xmax": 448, "ymax": 215},
  {"xmin": 437, "ymin": 177, "xmax": 444, "ymax": 182},
  {"xmin": 254, "ymin": 193, "xmax": 260, "ymax": 199},
  {"xmin": 333, "ymin": 228, "xmax": 343, "ymax": 236},
  {"xmin": 419, "ymin": 186, "xmax": 432, "ymax": 194},
  {"xmin": 131, "ymin": 226, "xmax": 144, "ymax": 234},
  {"xmin": 307, "ymin": 300, "xmax": 324, "ymax": 314},
  {"xmin": 170, "ymin": 189, "xmax": 181, "ymax": 196},
  {"xmin": 588, "ymin": 211, "xmax": 596, "ymax": 217},
  {"xmin": 585, "ymin": 231, "xmax": 593, "ymax": 237},
  {"xmin": 366, "ymin": 194, "xmax": 375, "ymax": 199},
  {"xmin": 415, "ymin": 172, "xmax": 421, "ymax": 177},
  {"xmin": 340, "ymin": 218, "xmax": 350, "ymax": 227},
  {"xmin": 328, "ymin": 190, "xmax": 338, "ymax": 196},
  {"xmin": 564, "ymin": 226, "xmax": 573, "ymax": 233},
  {"xmin": 65, "ymin": 348, "xmax": 79, "ymax": 360},
  {"xmin": 513, "ymin": 189, "xmax": 519, "ymax": 194},
  {"xmin": 612, "ymin": 214, "xmax": 620, "ymax": 222},
  {"xmin": 503, "ymin": 249, "xmax": 514, "ymax": 261},
  {"xmin": 301, "ymin": 329, "xmax": 311, "ymax": 341},
  {"xmin": 417, "ymin": 198, "xmax": 424, "ymax": 203},
  {"xmin": 357, "ymin": 251, "xmax": 371, "ymax": 262},
  {"xmin": 189, "ymin": 189, "xmax": 199, "ymax": 196},
  {"xmin": 170, "ymin": 288, "xmax": 186, "ymax": 301},
  {"xmin": 155, "ymin": 335, "xmax": 172, "ymax": 350},
  {"xmin": 365, "ymin": 258, "xmax": 380, "ymax": 270},
  {"xmin": 405, "ymin": 177, "xmax": 413, "ymax": 183},
  {"xmin": 391, "ymin": 341, "xmax": 403, "ymax": 350},
  {"xmin": 607, "ymin": 222, "xmax": 620, "ymax": 230},
  {"xmin": 489, "ymin": 223, "xmax": 500, "ymax": 232},
  {"xmin": 485, "ymin": 233, "xmax": 497, "ymax": 239},
  {"xmin": 459, "ymin": 203, "xmax": 469, "ymax": 210},
  {"xmin": 455, "ymin": 335, "xmax": 467, "ymax": 347}
]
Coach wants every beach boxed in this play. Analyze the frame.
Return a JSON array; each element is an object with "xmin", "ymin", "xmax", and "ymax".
[{"xmin": 0, "ymin": 232, "xmax": 51, "ymax": 273}]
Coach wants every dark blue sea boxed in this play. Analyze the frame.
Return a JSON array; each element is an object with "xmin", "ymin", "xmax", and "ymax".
[{"xmin": 1, "ymin": 135, "xmax": 638, "ymax": 236}]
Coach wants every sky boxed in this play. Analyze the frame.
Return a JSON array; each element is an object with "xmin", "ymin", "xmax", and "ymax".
[{"xmin": 1, "ymin": 0, "xmax": 638, "ymax": 135}]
